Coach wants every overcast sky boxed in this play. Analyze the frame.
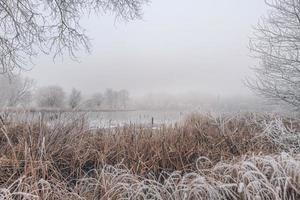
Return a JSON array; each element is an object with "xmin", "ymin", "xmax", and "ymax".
[{"xmin": 24, "ymin": 0, "xmax": 267, "ymax": 96}]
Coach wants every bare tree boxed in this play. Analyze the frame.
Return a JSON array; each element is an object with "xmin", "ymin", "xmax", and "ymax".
[
  {"xmin": 0, "ymin": 75, "xmax": 34, "ymax": 107},
  {"xmin": 36, "ymin": 86, "xmax": 65, "ymax": 108},
  {"xmin": 91, "ymin": 93, "xmax": 104, "ymax": 108},
  {"xmin": 104, "ymin": 88, "xmax": 114, "ymax": 109},
  {"xmin": 247, "ymin": 0, "xmax": 300, "ymax": 109},
  {"xmin": 68, "ymin": 88, "xmax": 82, "ymax": 109},
  {"xmin": 118, "ymin": 89, "xmax": 130, "ymax": 109},
  {"xmin": 83, "ymin": 92, "xmax": 103, "ymax": 109},
  {"xmin": 0, "ymin": 0, "xmax": 148, "ymax": 74}
]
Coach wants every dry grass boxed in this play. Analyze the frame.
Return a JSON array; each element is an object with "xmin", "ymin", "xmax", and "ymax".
[{"xmin": 0, "ymin": 112, "xmax": 299, "ymax": 199}]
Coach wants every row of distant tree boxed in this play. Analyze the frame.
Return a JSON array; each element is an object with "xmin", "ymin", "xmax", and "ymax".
[
  {"xmin": 0, "ymin": 76, "xmax": 130, "ymax": 110},
  {"xmin": 0, "ymin": 74, "xmax": 290, "ymax": 113}
]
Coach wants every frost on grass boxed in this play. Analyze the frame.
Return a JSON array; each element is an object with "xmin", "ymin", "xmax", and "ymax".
[
  {"xmin": 1, "ymin": 154, "xmax": 300, "ymax": 199},
  {"xmin": 0, "ymin": 112, "xmax": 300, "ymax": 199},
  {"xmin": 70, "ymin": 154, "xmax": 300, "ymax": 199}
]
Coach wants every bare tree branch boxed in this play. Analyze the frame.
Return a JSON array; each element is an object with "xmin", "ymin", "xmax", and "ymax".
[
  {"xmin": 247, "ymin": 0, "xmax": 300, "ymax": 110},
  {"xmin": 0, "ymin": 0, "xmax": 148, "ymax": 74}
]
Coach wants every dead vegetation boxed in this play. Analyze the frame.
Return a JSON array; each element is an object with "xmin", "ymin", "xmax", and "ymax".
[{"xmin": 0, "ymin": 112, "xmax": 299, "ymax": 199}]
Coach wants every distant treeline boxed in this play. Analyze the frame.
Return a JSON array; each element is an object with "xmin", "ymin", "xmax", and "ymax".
[
  {"xmin": 0, "ymin": 75, "xmax": 130, "ymax": 110},
  {"xmin": 0, "ymin": 75, "xmax": 291, "ymax": 113}
]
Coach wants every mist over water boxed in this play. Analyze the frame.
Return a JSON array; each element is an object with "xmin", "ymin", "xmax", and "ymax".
[{"xmin": 0, "ymin": 0, "xmax": 290, "ymax": 125}]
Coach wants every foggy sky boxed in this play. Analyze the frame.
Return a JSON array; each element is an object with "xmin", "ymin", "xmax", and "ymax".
[{"xmin": 24, "ymin": 0, "xmax": 267, "ymax": 96}]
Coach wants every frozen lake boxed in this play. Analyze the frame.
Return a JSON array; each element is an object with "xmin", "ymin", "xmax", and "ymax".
[
  {"xmin": 2, "ymin": 109, "xmax": 191, "ymax": 128},
  {"xmin": 87, "ymin": 110, "xmax": 188, "ymax": 128}
]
